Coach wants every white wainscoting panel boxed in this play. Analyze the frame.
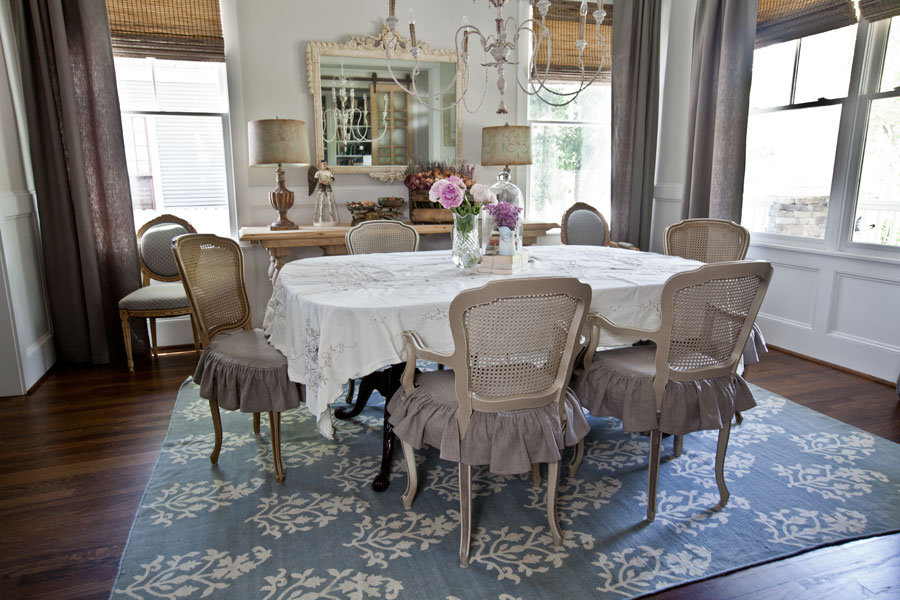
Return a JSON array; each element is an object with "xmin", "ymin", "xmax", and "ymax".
[
  {"xmin": 758, "ymin": 262, "xmax": 819, "ymax": 328},
  {"xmin": 828, "ymin": 272, "xmax": 900, "ymax": 350}
]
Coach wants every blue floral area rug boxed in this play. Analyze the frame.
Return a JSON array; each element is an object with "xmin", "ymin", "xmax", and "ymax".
[{"xmin": 111, "ymin": 375, "xmax": 900, "ymax": 599}]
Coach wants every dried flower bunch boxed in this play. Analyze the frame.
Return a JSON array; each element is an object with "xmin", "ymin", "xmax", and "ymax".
[
  {"xmin": 404, "ymin": 161, "xmax": 475, "ymax": 193},
  {"xmin": 484, "ymin": 201, "xmax": 523, "ymax": 230}
]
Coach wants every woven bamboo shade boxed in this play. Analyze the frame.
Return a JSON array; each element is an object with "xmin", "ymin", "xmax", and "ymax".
[
  {"xmin": 106, "ymin": 0, "xmax": 225, "ymax": 62},
  {"xmin": 756, "ymin": 0, "xmax": 857, "ymax": 48},
  {"xmin": 858, "ymin": 0, "xmax": 900, "ymax": 23},
  {"xmin": 531, "ymin": 3, "xmax": 612, "ymax": 83}
]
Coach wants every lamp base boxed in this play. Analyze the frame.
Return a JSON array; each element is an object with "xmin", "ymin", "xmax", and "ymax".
[{"xmin": 268, "ymin": 165, "xmax": 299, "ymax": 230}]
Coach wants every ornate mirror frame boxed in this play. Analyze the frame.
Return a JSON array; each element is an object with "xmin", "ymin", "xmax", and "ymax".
[{"xmin": 307, "ymin": 23, "xmax": 464, "ymax": 182}]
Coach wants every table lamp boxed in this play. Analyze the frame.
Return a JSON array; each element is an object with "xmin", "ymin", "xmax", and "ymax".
[
  {"xmin": 481, "ymin": 124, "xmax": 532, "ymax": 206},
  {"xmin": 248, "ymin": 118, "xmax": 310, "ymax": 230}
]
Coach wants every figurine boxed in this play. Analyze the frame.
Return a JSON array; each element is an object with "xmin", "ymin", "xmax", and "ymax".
[{"xmin": 308, "ymin": 160, "xmax": 339, "ymax": 226}]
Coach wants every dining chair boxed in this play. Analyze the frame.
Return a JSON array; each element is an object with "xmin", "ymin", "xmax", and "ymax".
[
  {"xmin": 119, "ymin": 214, "xmax": 200, "ymax": 371},
  {"xmin": 389, "ymin": 277, "xmax": 592, "ymax": 566},
  {"xmin": 345, "ymin": 220, "xmax": 420, "ymax": 254},
  {"xmin": 172, "ymin": 234, "xmax": 302, "ymax": 483},
  {"xmin": 561, "ymin": 202, "xmax": 635, "ymax": 249},
  {"xmin": 337, "ymin": 220, "xmax": 421, "ymax": 421},
  {"xmin": 664, "ymin": 218, "xmax": 764, "ymax": 436},
  {"xmin": 572, "ymin": 261, "xmax": 773, "ymax": 521}
]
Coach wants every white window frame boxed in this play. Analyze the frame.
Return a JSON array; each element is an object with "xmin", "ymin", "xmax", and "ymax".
[
  {"xmin": 117, "ymin": 58, "xmax": 238, "ymax": 238},
  {"xmin": 748, "ymin": 18, "xmax": 900, "ymax": 263}
]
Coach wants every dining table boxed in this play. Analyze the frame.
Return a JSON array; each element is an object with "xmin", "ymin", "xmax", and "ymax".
[{"xmin": 262, "ymin": 244, "xmax": 703, "ymax": 489}]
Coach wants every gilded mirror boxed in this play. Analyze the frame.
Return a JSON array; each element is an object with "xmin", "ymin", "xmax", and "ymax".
[{"xmin": 307, "ymin": 24, "xmax": 464, "ymax": 182}]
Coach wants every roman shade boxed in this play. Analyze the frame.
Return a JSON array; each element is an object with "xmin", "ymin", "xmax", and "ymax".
[
  {"xmin": 106, "ymin": 0, "xmax": 225, "ymax": 61},
  {"xmin": 858, "ymin": 0, "xmax": 900, "ymax": 22},
  {"xmin": 756, "ymin": 0, "xmax": 858, "ymax": 48},
  {"xmin": 531, "ymin": 3, "xmax": 612, "ymax": 83}
]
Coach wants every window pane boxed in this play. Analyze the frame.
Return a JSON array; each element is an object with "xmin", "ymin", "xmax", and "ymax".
[
  {"xmin": 852, "ymin": 97, "xmax": 900, "ymax": 246},
  {"xmin": 794, "ymin": 25, "xmax": 856, "ymax": 103},
  {"xmin": 749, "ymin": 41, "xmax": 795, "ymax": 108},
  {"xmin": 528, "ymin": 123, "xmax": 610, "ymax": 224},
  {"xmin": 527, "ymin": 83, "xmax": 611, "ymax": 123},
  {"xmin": 153, "ymin": 60, "xmax": 228, "ymax": 113},
  {"xmin": 881, "ymin": 17, "xmax": 900, "ymax": 93},
  {"xmin": 115, "ymin": 57, "xmax": 156, "ymax": 111},
  {"xmin": 742, "ymin": 105, "xmax": 842, "ymax": 238}
]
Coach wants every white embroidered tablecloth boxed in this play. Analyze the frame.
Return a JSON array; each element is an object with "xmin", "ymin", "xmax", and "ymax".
[{"xmin": 263, "ymin": 245, "xmax": 702, "ymax": 438}]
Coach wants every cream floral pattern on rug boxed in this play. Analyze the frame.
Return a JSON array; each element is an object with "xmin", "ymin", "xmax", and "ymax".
[{"xmin": 111, "ymin": 377, "xmax": 900, "ymax": 599}]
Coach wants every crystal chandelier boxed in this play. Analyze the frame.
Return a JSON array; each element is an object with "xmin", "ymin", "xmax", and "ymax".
[
  {"xmin": 383, "ymin": 0, "xmax": 608, "ymax": 114},
  {"xmin": 322, "ymin": 63, "xmax": 389, "ymax": 151}
]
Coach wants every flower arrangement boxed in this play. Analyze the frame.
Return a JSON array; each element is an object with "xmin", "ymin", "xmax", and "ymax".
[{"xmin": 484, "ymin": 201, "xmax": 523, "ymax": 230}]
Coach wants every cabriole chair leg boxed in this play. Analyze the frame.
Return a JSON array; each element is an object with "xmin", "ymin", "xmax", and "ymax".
[
  {"xmin": 546, "ymin": 460, "xmax": 563, "ymax": 546},
  {"xmin": 458, "ymin": 463, "xmax": 472, "ymax": 567},
  {"xmin": 400, "ymin": 439, "xmax": 418, "ymax": 509},
  {"xmin": 209, "ymin": 399, "xmax": 223, "ymax": 465},
  {"xmin": 647, "ymin": 429, "xmax": 663, "ymax": 521},
  {"xmin": 253, "ymin": 412, "xmax": 261, "ymax": 435},
  {"xmin": 715, "ymin": 420, "xmax": 732, "ymax": 508},
  {"xmin": 119, "ymin": 310, "xmax": 134, "ymax": 372},
  {"xmin": 567, "ymin": 439, "xmax": 584, "ymax": 477},
  {"xmin": 673, "ymin": 434, "xmax": 683, "ymax": 457},
  {"xmin": 270, "ymin": 411, "xmax": 285, "ymax": 483}
]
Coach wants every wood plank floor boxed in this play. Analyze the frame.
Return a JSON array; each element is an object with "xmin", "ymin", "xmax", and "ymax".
[{"xmin": 0, "ymin": 349, "xmax": 896, "ymax": 599}]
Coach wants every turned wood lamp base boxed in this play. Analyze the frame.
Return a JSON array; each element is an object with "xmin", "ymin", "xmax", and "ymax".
[{"xmin": 269, "ymin": 164, "xmax": 299, "ymax": 231}]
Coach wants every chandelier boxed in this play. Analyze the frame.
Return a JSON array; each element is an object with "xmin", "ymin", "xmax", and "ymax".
[
  {"xmin": 322, "ymin": 63, "xmax": 389, "ymax": 151},
  {"xmin": 383, "ymin": 0, "xmax": 608, "ymax": 114}
]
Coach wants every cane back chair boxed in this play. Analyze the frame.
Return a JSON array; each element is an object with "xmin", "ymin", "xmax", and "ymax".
[
  {"xmin": 345, "ymin": 220, "xmax": 420, "ymax": 254},
  {"xmin": 664, "ymin": 218, "xmax": 750, "ymax": 263},
  {"xmin": 119, "ymin": 214, "xmax": 200, "ymax": 371},
  {"xmin": 172, "ymin": 234, "xmax": 301, "ymax": 483},
  {"xmin": 388, "ymin": 277, "xmax": 592, "ymax": 566},
  {"xmin": 561, "ymin": 202, "xmax": 636, "ymax": 249},
  {"xmin": 572, "ymin": 261, "xmax": 773, "ymax": 521}
]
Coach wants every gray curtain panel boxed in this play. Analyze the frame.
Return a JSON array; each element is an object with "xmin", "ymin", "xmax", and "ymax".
[
  {"xmin": 681, "ymin": 0, "xmax": 759, "ymax": 221},
  {"xmin": 611, "ymin": 0, "xmax": 662, "ymax": 250},
  {"xmin": 11, "ymin": 0, "xmax": 146, "ymax": 364}
]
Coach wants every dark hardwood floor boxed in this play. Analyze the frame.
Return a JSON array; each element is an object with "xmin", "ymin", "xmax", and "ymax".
[{"xmin": 0, "ymin": 349, "xmax": 897, "ymax": 599}]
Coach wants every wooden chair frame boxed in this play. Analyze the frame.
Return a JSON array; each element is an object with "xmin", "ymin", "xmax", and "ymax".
[{"xmin": 120, "ymin": 214, "xmax": 200, "ymax": 371}]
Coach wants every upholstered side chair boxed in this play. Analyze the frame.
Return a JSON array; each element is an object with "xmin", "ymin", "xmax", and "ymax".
[
  {"xmin": 388, "ymin": 277, "xmax": 592, "ymax": 566},
  {"xmin": 119, "ymin": 214, "xmax": 200, "ymax": 372},
  {"xmin": 172, "ymin": 234, "xmax": 302, "ymax": 483},
  {"xmin": 345, "ymin": 220, "xmax": 420, "ymax": 254},
  {"xmin": 336, "ymin": 220, "xmax": 421, "ymax": 420},
  {"xmin": 572, "ymin": 261, "xmax": 773, "ymax": 521},
  {"xmin": 561, "ymin": 202, "xmax": 635, "ymax": 249}
]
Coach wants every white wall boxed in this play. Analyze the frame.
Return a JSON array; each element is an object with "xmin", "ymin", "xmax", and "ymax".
[
  {"xmin": 0, "ymin": 1, "xmax": 55, "ymax": 395},
  {"xmin": 217, "ymin": 0, "xmax": 516, "ymax": 325}
]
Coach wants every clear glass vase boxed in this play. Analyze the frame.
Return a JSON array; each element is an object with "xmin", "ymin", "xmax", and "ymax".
[{"xmin": 451, "ymin": 212, "xmax": 482, "ymax": 269}]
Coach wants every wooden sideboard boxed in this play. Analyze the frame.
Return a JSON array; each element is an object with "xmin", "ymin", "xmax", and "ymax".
[{"xmin": 239, "ymin": 222, "xmax": 559, "ymax": 282}]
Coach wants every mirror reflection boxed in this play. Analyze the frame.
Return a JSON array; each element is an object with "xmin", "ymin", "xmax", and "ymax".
[{"xmin": 319, "ymin": 56, "xmax": 457, "ymax": 168}]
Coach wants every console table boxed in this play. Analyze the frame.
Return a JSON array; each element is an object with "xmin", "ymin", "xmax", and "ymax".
[{"xmin": 239, "ymin": 222, "xmax": 559, "ymax": 282}]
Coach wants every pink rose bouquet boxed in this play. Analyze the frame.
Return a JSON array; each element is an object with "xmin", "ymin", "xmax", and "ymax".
[{"xmin": 429, "ymin": 175, "xmax": 483, "ymax": 234}]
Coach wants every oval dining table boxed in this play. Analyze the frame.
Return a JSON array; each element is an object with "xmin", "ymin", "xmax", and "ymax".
[{"xmin": 263, "ymin": 244, "xmax": 703, "ymax": 490}]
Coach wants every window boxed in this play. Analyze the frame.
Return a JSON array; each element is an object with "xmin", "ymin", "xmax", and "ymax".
[
  {"xmin": 526, "ymin": 84, "xmax": 612, "ymax": 224},
  {"xmin": 744, "ymin": 16, "xmax": 900, "ymax": 249},
  {"xmin": 115, "ymin": 57, "xmax": 234, "ymax": 237}
]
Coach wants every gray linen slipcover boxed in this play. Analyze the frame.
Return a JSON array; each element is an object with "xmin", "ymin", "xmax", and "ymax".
[
  {"xmin": 193, "ymin": 329, "xmax": 303, "ymax": 413},
  {"xmin": 118, "ymin": 282, "xmax": 190, "ymax": 311},
  {"xmin": 565, "ymin": 209, "xmax": 609, "ymax": 246},
  {"xmin": 389, "ymin": 370, "xmax": 590, "ymax": 475},
  {"xmin": 573, "ymin": 345, "xmax": 756, "ymax": 435}
]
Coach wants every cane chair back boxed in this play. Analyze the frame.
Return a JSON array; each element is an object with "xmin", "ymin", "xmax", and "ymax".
[
  {"xmin": 137, "ymin": 214, "xmax": 196, "ymax": 284},
  {"xmin": 561, "ymin": 202, "xmax": 611, "ymax": 246},
  {"xmin": 651, "ymin": 262, "xmax": 772, "ymax": 406},
  {"xmin": 664, "ymin": 219, "xmax": 750, "ymax": 263},
  {"xmin": 172, "ymin": 234, "xmax": 251, "ymax": 346},
  {"xmin": 346, "ymin": 220, "xmax": 420, "ymax": 254},
  {"xmin": 445, "ymin": 278, "xmax": 591, "ymax": 436}
]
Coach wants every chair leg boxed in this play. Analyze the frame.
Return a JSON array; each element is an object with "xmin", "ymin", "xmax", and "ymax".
[
  {"xmin": 149, "ymin": 317, "xmax": 158, "ymax": 358},
  {"xmin": 715, "ymin": 420, "xmax": 732, "ymax": 508},
  {"xmin": 567, "ymin": 439, "xmax": 584, "ymax": 477},
  {"xmin": 458, "ymin": 463, "xmax": 472, "ymax": 567},
  {"xmin": 209, "ymin": 399, "xmax": 223, "ymax": 465},
  {"xmin": 647, "ymin": 429, "xmax": 662, "ymax": 521},
  {"xmin": 119, "ymin": 310, "xmax": 134, "ymax": 372},
  {"xmin": 400, "ymin": 439, "xmax": 418, "ymax": 509},
  {"xmin": 530, "ymin": 464, "xmax": 541, "ymax": 487},
  {"xmin": 673, "ymin": 434, "xmax": 684, "ymax": 457},
  {"xmin": 269, "ymin": 412, "xmax": 285, "ymax": 483},
  {"xmin": 735, "ymin": 411, "xmax": 744, "ymax": 425},
  {"xmin": 546, "ymin": 460, "xmax": 563, "ymax": 547},
  {"xmin": 253, "ymin": 413, "xmax": 261, "ymax": 436},
  {"xmin": 189, "ymin": 313, "xmax": 201, "ymax": 353}
]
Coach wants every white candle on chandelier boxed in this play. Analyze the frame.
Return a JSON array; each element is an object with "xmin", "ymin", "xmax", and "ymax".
[
  {"xmin": 389, "ymin": 0, "xmax": 395, "ymax": 18},
  {"xmin": 383, "ymin": 93, "xmax": 389, "ymax": 119},
  {"xmin": 409, "ymin": 8, "xmax": 417, "ymax": 47},
  {"xmin": 462, "ymin": 15, "xmax": 469, "ymax": 53},
  {"xmin": 579, "ymin": 2, "xmax": 587, "ymax": 42}
]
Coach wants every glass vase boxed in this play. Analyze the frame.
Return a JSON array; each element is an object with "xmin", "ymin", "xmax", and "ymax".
[{"xmin": 451, "ymin": 212, "xmax": 482, "ymax": 269}]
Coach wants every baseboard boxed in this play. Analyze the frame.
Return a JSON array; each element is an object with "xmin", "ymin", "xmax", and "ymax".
[{"xmin": 767, "ymin": 345, "xmax": 895, "ymax": 387}]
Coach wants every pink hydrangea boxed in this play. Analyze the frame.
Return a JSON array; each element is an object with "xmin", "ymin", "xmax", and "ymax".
[{"xmin": 429, "ymin": 177, "xmax": 465, "ymax": 209}]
